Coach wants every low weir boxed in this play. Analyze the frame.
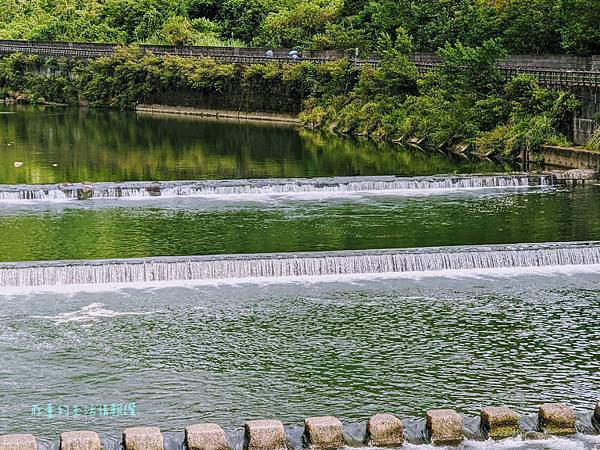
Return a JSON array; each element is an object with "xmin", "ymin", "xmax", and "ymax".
[
  {"xmin": 1, "ymin": 402, "xmax": 599, "ymax": 450},
  {"xmin": 0, "ymin": 174, "xmax": 553, "ymax": 202},
  {"xmin": 2, "ymin": 242, "xmax": 600, "ymax": 288}
]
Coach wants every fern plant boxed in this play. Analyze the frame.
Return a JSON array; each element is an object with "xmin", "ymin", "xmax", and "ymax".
[{"xmin": 587, "ymin": 127, "xmax": 600, "ymax": 152}]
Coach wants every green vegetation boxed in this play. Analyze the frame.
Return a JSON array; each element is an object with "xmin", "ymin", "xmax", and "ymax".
[
  {"xmin": 1, "ymin": 0, "xmax": 594, "ymax": 160},
  {"xmin": 0, "ymin": 36, "xmax": 580, "ymax": 160},
  {"xmin": 0, "ymin": 0, "xmax": 599, "ymax": 55},
  {"xmin": 587, "ymin": 128, "xmax": 600, "ymax": 152},
  {"xmin": 300, "ymin": 37, "xmax": 578, "ymax": 158}
]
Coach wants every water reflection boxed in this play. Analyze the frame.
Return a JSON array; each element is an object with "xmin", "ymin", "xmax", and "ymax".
[
  {"xmin": 0, "ymin": 187, "xmax": 599, "ymax": 262},
  {"xmin": 0, "ymin": 104, "xmax": 516, "ymax": 184}
]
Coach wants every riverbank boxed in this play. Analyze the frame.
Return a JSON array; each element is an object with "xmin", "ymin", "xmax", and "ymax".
[
  {"xmin": 0, "ymin": 45, "xmax": 585, "ymax": 163},
  {"xmin": 135, "ymin": 104, "xmax": 600, "ymax": 170}
]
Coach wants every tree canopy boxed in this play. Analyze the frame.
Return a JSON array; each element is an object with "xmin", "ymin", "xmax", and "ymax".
[{"xmin": 0, "ymin": 0, "xmax": 598, "ymax": 55}]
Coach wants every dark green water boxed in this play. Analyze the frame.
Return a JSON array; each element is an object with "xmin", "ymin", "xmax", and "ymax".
[
  {"xmin": 0, "ymin": 187, "xmax": 599, "ymax": 262},
  {"xmin": 1, "ymin": 274, "xmax": 599, "ymax": 437},
  {"xmin": 0, "ymin": 104, "xmax": 514, "ymax": 184}
]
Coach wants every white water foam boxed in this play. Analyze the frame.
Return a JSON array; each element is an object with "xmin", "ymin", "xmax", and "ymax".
[
  {"xmin": 1, "ymin": 243, "xmax": 599, "ymax": 294},
  {"xmin": 400, "ymin": 434, "xmax": 598, "ymax": 449},
  {"xmin": 0, "ymin": 174, "xmax": 552, "ymax": 203},
  {"xmin": 30, "ymin": 302, "xmax": 154, "ymax": 323}
]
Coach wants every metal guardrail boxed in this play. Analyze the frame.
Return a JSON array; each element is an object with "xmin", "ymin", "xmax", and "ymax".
[
  {"xmin": 411, "ymin": 62, "xmax": 600, "ymax": 88},
  {"xmin": 0, "ymin": 40, "xmax": 349, "ymax": 63},
  {"xmin": 1, "ymin": 40, "xmax": 600, "ymax": 88},
  {"xmin": 500, "ymin": 66, "xmax": 600, "ymax": 88}
]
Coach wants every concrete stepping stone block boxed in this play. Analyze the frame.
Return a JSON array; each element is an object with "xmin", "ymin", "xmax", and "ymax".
[
  {"xmin": 186, "ymin": 423, "xmax": 228, "ymax": 450},
  {"xmin": 245, "ymin": 419, "xmax": 287, "ymax": 450},
  {"xmin": 480, "ymin": 407, "xmax": 520, "ymax": 439},
  {"xmin": 594, "ymin": 401, "xmax": 600, "ymax": 423},
  {"xmin": 0, "ymin": 434, "xmax": 37, "ymax": 450},
  {"xmin": 304, "ymin": 416, "xmax": 345, "ymax": 449},
  {"xmin": 426, "ymin": 409, "xmax": 464, "ymax": 445},
  {"xmin": 538, "ymin": 403, "xmax": 576, "ymax": 435},
  {"xmin": 367, "ymin": 413, "xmax": 404, "ymax": 447},
  {"xmin": 123, "ymin": 426, "xmax": 164, "ymax": 450},
  {"xmin": 60, "ymin": 431, "xmax": 101, "ymax": 450}
]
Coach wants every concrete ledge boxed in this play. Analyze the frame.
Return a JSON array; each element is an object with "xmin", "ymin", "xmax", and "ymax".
[
  {"xmin": 186, "ymin": 423, "xmax": 228, "ymax": 450},
  {"xmin": 245, "ymin": 419, "xmax": 287, "ymax": 450},
  {"xmin": 553, "ymin": 169, "xmax": 599, "ymax": 186},
  {"xmin": 540, "ymin": 146, "xmax": 600, "ymax": 170},
  {"xmin": 367, "ymin": 413, "xmax": 404, "ymax": 447},
  {"xmin": 136, "ymin": 105, "xmax": 300, "ymax": 125},
  {"xmin": 304, "ymin": 416, "xmax": 345, "ymax": 449},
  {"xmin": 480, "ymin": 407, "xmax": 520, "ymax": 439},
  {"xmin": 538, "ymin": 403, "xmax": 576, "ymax": 435},
  {"xmin": 60, "ymin": 431, "xmax": 102, "ymax": 450},
  {"xmin": 0, "ymin": 434, "xmax": 37, "ymax": 450},
  {"xmin": 123, "ymin": 426, "xmax": 164, "ymax": 450},
  {"xmin": 426, "ymin": 409, "xmax": 464, "ymax": 445}
]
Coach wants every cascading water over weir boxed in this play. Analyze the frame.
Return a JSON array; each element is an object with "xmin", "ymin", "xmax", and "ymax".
[
  {"xmin": 0, "ymin": 174, "xmax": 553, "ymax": 201},
  {"xmin": 1, "ymin": 242, "xmax": 599, "ymax": 288}
]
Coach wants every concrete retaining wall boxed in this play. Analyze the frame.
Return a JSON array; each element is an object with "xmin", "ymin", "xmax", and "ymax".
[
  {"xmin": 0, "ymin": 402, "xmax": 598, "ymax": 449},
  {"xmin": 146, "ymin": 81, "xmax": 303, "ymax": 115},
  {"xmin": 15, "ymin": 56, "xmax": 305, "ymax": 116},
  {"xmin": 540, "ymin": 146, "xmax": 600, "ymax": 170},
  {"xmin": 136, "ymin": 105, "xmax": 300, "ymax": 123},
  {"xmin": 571, "ymin": 86, "xmax": 600, "ymax": 144}
]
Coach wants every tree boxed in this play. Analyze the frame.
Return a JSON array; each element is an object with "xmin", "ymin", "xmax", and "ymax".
[
  {"xmin": 497, "ymin": 0, "xmax": 563, "ymax": 54},
  {"xmin": 436, "ymin": 39, "xmax": 507, "ymax": 96},
  {"xmin": 561, "ymin": 0, "xmax": 600, "ymax": 54},
  {"xmin": 217, "ymin": 0, "xmax": 276, "ymax": 44},
  {"xmin": 160, "ymin": 15, "xmax": 196, "ymax": 46},
  {"xmin": 255, "ymin": 0, "xmax": 343, "ymax": 48}
]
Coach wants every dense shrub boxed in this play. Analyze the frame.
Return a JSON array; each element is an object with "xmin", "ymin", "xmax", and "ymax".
[
  {"xmin": 301, "ymin": 40, "xmax": 579, "ymax": 157},
  {"xmin": 0, "ymin": 0, "xmax": 598, "ymax": 55}
]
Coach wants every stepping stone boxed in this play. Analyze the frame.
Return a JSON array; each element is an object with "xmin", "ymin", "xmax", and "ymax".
[
  {"xmin": 367, "ymin": 413, "xmax": 404, "ymax": 447},
  {"xmin": 0, "ymin": 434, "xmax": 37, "ymax": 450},
  {"xmin": 480, "ymin": 407, "xmax": 520, "ymax": 439},
  {"xmin": 186, "ymin": 423, "xmax": 228, "ymax": 450},
  {"xmin": 60, "ymin": 431, "xmax": 101, "ymax": 450},
  {"xmin": 538, "ymin": 403, "xmax": 576, "ymax": 435},
  {"xmin": 595, "ymin": 401, "xmax": 600, "ymax": 423},
  {"xmin": 304, "ymin": 416, "xmax": 345, "ymax": 449},
  {"xmin": 123, "ymin": 426, "xmax": 164, "ymax": 450},
  {"xmin": 426, "ymin": 409, "xmax": 463, "ymax": 445},
  {"xmin": 245, "ymin": 419, "xmax": 287, "ymax": 450}
]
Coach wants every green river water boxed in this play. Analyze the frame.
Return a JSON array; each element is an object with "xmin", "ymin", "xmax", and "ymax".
[{"xmin": 0, "ymin": 105, "xmax": 598, "ymax": 447}]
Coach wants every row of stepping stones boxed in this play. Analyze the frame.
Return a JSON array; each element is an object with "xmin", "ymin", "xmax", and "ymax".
[{"xmin": 0, "ymin": 402, "xmax": 598, "ymax": 449}]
